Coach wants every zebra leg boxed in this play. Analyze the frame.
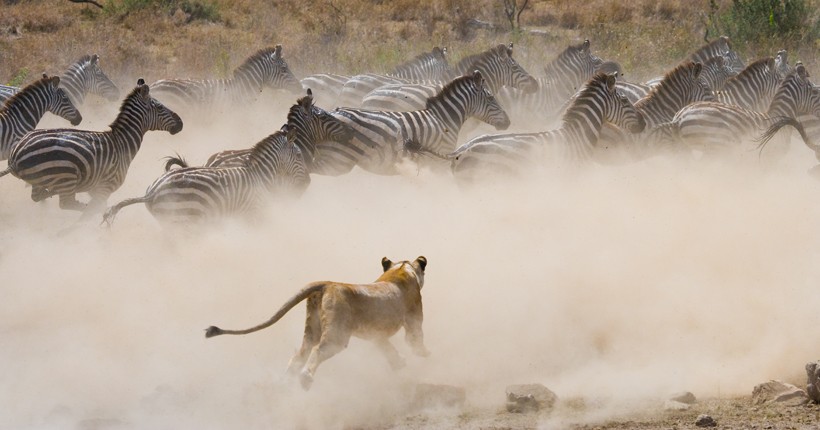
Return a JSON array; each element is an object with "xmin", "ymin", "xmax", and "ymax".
[
  {"xmin": 58, "ymin": 194, "xmax": 87, "ymax": 211},
  {"xmin": 79, "ymin": 195, "xmax": 110, "ymax": 222}
]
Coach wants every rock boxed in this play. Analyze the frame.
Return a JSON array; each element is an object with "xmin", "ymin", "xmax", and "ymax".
[
  {"xmin": 695, "ymin": 414, "xmax": 717, "ymax": 427},
  {"xmin": 807, "ymin": 361, "xmax": 820, "ymax": 403},
  {"xmin": 505, "ymin": 383, "xmax": 557, "ymax": 413},
  {"xmin": 751, "ymin": 380, "xmax": 809, "ymax": 406},
  {"xmin": 669, "ymin": 391, "xmax": 697, "ymax": 404},
  {"xmin": 413, "ymin": 383, "xmax": 466, "ymax": 409},
  {"xmin": 664, "ymin": 400, "xmax": 691, "ymax": 411}
]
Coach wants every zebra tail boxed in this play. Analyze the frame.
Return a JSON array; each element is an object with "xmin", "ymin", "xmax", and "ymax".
[
  {"xmin": 401, "ymin": 138, "xmax": 453, "ymax": 161},
  {"xmin": 101, "ymin": 196, "xmax": 151, "ymax": 227},
  {"xmin": 756, "ymin": 116, "xmax": 814, "ymax": 155},
  {"xmin": 164, "ymin": 154, "xmax": 189, "ymax": 171},
  {"xmin": 205, "ymin": 282, "xmax": 328, "ymax": 338},
  {"xmin": 0, "ymin": 166, "xmax": 12, "ymax": 179}
]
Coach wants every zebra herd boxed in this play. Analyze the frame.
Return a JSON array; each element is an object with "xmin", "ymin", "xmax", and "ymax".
[{"xmin": 1, "ymin": 37, "xmax": 819, "ymax": 227}]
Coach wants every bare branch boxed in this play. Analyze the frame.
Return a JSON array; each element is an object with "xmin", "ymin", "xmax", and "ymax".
[{"xmin": 68, "ymin": 0, "xmax": 103, "ymax": 8}]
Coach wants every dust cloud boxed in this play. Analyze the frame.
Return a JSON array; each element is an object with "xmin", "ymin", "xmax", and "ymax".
[{"xmin": 2, "ymin": 95, "xmax": 820, "ymax": 430}]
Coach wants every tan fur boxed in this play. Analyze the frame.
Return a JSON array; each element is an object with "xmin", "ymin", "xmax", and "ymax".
[{"xmin": 205, "ymin": 256, "xmax": 429, "ymax": 390}]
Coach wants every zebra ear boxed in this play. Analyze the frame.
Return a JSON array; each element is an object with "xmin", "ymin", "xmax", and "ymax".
[
  {"xmin": 692, "ymin": 62, "xmax": 703, "ymax": 79},
  {"xmin": 583, "ymin": 39, "xmax": 590, "ymax": 52},
  {"xmin": 91, "ymin": 54, "xmax": 99, "ymax": 64},
  {"xmin": 382, "ymin": 257, "xmax": 393, "ymax": 272},
  {"xmin": 284, "ymin": 123, "xmax": 297, "ymax": 141},
  {"xmin": 137, "ymin": 78, "xmax": 145, "ymax": 86},
  {"xmin": 48, "ymin": 75, "xmax": 60, "ymax": 86},
  {"xmin": 605, "ymin": 73, "xmax": 617, "ymax": 91},
  {"xmin": 471, "ymin": 70, "xmax": 484, "ymax": 85},
  {"xmin": 795, "ymin": 63, "xmax": 809, "ymax": 79},
  {"xmin": 274, "ymin": 45, "xmax": 283, "ymax": 59}
]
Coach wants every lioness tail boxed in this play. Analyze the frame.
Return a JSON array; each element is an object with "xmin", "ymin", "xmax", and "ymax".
[{"xmin": 205, "ymin": 282, "xmax": 327, "ymax": 338}]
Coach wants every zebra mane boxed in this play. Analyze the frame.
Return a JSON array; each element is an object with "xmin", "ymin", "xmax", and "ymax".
[
  {"xmin": 454, "ymin": 44, "xmax": 510, "ymax": 74},
  {"xmin": 543, "ymin": 40, "xmax": 591, "ymax": 76},
  {"xmin": 424, "ymin": 73, "xmax": 475, "ymax": 110},
  {"xmin": 0, "ymin": 75, "xmax": 57, "ymax": 113},
  {"xmin": 636, "ymin": 61, "xmax": 702, "ymax": 107},
  {"xmin": 689, "ymin": 36, "xmax": 731, "ymax": 61},
  {"xmin": 233, "ymin": 46, "xmax": 283, "ymax": 75},
  {"xmin": 560, "ymin": 72, "xmax": 611, "ymax": 122},
  {"xmin": 391, "ymin": 47, "xmax": 449, "ymax": 74},
  {"xmin": 723, "ymin": 57, "xmax": 775, "ymax": 87}
]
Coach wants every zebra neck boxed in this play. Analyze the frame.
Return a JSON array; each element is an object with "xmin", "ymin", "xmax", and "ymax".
[
  {"xmin": 231, "ymin": 69, "xmax": 266, "ymax": 101},
  {"xmin": 425, "ymin": 99, "xmax": 468, "ymax": 132},
  {"xmin": 561, "ymin": 102, "xmax": 605, "ymax": 145},
  {"xmin": 1, "ymin": 90, "xmax": 50, "ymax": 127},
  {"xmin": 60, "ymin": 66, "xmax": 88, "ymax": 105}
]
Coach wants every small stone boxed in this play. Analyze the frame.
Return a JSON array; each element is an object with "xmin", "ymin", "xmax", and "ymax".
[
  {"xmin": 669, "ymin": 391, "xmax": 697, "ymax": 404},
  {"xmin": 505, "ymin": 383, "xmax": 558, "ymax": 413},
  {"xmin": 695, "ymin": 414, "xmax": 717, "ymax": 427},
  {"xmin": 806, "ymin": 361, "xmax": 820, "ymax": 403}
]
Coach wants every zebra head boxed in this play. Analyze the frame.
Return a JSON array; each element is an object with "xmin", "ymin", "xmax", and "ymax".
[
  {"xmin": 603, "ymin": 74, "xmax": 646, "ymax": 134},
  {"xmin": 769, "ymin": 63, "xmax": 819, "ymax": 118},
  {"xmin": 287, "ymin": 88, "xmax": 352, "ymax": 166},
  {"xmin": 132, "ymin": 79, "xmax": 183, "ymax": 135},
  {"xmin": 700, "ymin": 55, "xmax": 736, "ymax": 92},
  {"xmin": 544, "ymin": 39, "xmax": 602, "ymax": 89},
  {"xmin": 42, "ymin": 75, "xmax": 83, "ymax": 126},
  {"xmin": 636, "ymin": 61, "xmax": 714, "ymax": 127},
  {"xmin": 456, "ymin": 43, "xmax": 538, "ymax": 94},
  {"xmin": 76, "ymin": 54, "xmax": 120, "ymax": 102},
  {"xmin": 238, "ymin": 45, "xmax": 302, "ymax": 95},
  {"xmin": 594, "ymin": 61, "xmax": 624, "ymax": 80},
  {"xmin": 462, "ymin": 70, "xmax": 511, "ymax": 130},
  {"xmin": 774, "ymin": 50, "xmax": 792, "ymax": 80}
]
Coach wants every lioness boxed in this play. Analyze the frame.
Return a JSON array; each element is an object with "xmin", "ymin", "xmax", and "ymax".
[{"xmin": 205, "ymin": 256, "xmax": 429, "ymax": 390}]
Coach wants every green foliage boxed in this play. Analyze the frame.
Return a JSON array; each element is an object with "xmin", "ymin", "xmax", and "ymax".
[
  {"xmin": 104, "ymin": 0, "xmax": 221, "ymax": 23},
  {"xmin": 708, "ymin": 0, "xmax": 820, "ymax": 43},
  {"xmin": 7, "ymin": 68, "xmax": 29, "ymax": 87}
]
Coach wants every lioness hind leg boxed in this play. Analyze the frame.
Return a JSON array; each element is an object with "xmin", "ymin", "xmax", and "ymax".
[
  {"xmin": 300, "ymin": 328, "xmax": 350, "ymax": 390},
  {"xmin": 376, "ymin": 338, "xmax": 406, "ymax": 370},
  {"xmin": 287, "ymin": 295, "xmax": 322, "ymax": 376}
]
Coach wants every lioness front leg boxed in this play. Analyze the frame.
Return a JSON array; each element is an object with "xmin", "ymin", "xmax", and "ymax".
[
  {"xmin": 405, "ymin": 314, "xmax": 430, "ymax": 357},
  {"xmin": 376, "ymin": 338, "xmax": 406, "ymax": 370}
]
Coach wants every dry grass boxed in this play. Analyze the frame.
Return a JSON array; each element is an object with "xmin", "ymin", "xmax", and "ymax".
[{"xmin": 0, "ymin": 0, "xmax": 818, "ymax": 87}]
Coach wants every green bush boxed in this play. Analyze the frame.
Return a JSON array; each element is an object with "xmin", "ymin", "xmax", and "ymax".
[{"xmin": 708, "ymin": 0, "xmax": 820, "ymax": 43}]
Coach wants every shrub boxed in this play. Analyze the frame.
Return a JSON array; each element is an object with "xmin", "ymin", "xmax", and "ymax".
[{"xmin": 710, "ymin": 0, "xmax": 820, "ymax": 43}]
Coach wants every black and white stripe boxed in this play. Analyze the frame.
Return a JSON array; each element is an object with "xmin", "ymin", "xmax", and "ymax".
[
  {"xmin": 0, "ymin": 75, "xmax": 83, "ymax": 160},
  {"xmin": 657, "ymin": 65, "xmax": 819, "ymax": 159},
  {"xmin": 103, "ymin": 126, "xmax": 308, "ymax": 226},
  {"xmin": 149, "ymin": 45, "xmax": 302, "ymax": 111},
  {"xmin": 441, "ymin": 73, "xmax": 645, "ymax": 183},
  {"xmin": 715, "ymin": 57, "xmax": 781, "ymax": 112},
  {"xmin": 2, "ymin": 80, "xmax": 183, "ymax": 216},
  {"xmin": 360, "ymin": 43, "xmax": 537, "ymax": 112},
  {"xmin": 314, "ymin": 70, "xmax": 511, "ymax": 176},
  {"xmin": 0, "ymin": 54, "xmax": 119, "ymax": 106}
]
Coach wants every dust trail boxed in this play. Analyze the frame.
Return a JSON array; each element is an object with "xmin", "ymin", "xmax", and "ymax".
[{"xmin": 1, "ymin": 98, "xmax": 820, "ymax": 429}]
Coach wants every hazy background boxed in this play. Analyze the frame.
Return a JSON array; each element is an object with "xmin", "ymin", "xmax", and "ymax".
[{"xmin": 1, "ymin": 92, "xmax": 820, "ymax": 429}]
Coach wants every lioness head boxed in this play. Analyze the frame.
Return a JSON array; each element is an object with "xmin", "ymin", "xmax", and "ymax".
[{"xmin": 381, "ymin": 256, "xmax": 427, "ymax": 288}]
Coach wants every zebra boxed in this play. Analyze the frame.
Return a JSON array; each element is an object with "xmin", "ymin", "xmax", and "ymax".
[
  {"xmin": 148, "ymin": 45, "xmax": 302, "ymax": 111},
  {"xmin": 644, "ymin": 36, "xmax": 745, "ymax": 87},
  {"xmin": 1, "ymin": 74, "xmax": 83, "ymax": 160},
  {"xmin": 1, "ymin": 79, "xmax": 183, "ymax": 217},
  {"xmin": 102, "ymin": 126, "xmax": 308, "ymax": 226},
  {"xmin": 334, "ymin": 46, "xmax": 451, "ymax": 107},
  {"xmin": 492, "ymin": 39, "xmax": 605, "ymax": 125},
  {"xmin": 436, "ymin": 73, "xmax": 645, "ymax": 184},
  {"xmin": 313, "ymin": 70, "xmax": 511, "ymax": 176},
  {"xmin": 299, "ymin": 73, "xmax": 350, "ymax": 107},
  {"xmin": 359, "ymin": 43, "xmax": 538, "ymax": 111},
  {"xmin": 715, "ymin": 57, "xmax": 781, "ymax": 112},
  {"xmin": 0, "ymin": 54, "xmax": 120, "ymax": 106},
  {"xmin": 164, "ymin": 89, "xmax": 353, "ymax": 173},
  {"xmin": 654, "ymin": 64, "xmax": 819, "ymax": 160},
  {"xmin": 774, "ymin": 50, "xmax": 792, "ymax": 80},
  {"xmin": 597, "ymin": 61, "xmax": 715, "ymax": 156}
]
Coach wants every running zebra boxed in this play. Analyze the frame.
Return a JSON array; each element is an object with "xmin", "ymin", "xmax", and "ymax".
[
  {"xmin": 149, "ymin": 45, "xmax": 302, "ymax": 111},
  {"xmin": 1, "ymin": 79, "xmax": 183, "ymax": 217},
  {"xmin": 102, "ymin": 126, "xmax": 307, "ymax": 226},
  {"xmin": 436, "ymin": 73, "xmax": 645, "ymax": 184},
  {"xmin": 644, "ymin": 36, "xmax": 745, "ymax": 87},
  {"xmin": 359, "ymin": 43, "xmax": 538, "ymax": 111},
  {"xmin": 164, "ymin": 89, "xmax": 352, "ymax": 173},
  {"xmin": 314, "ymin": 70, "xmax": 510, "ymax": 176},
  {"xmin": 657, "ymin": 65, "xmax": 819, "ymax": 160},
  {"xmin": 0, "ymin": 54, "xmax": 120, "ymax": 106},
  {"xmin": 333, "ymin": 46, "xmax": 451, "ymax": 107},
  {"xmin": 493, "ymin": 39, "xmax": 605, "ymax": 125},
  {"xmin": 1, "ymin": 75, "xmax": 83, "ymax": 160},
  {"xmin": 715, "ymin": 57, "xmax": 781, "ymax": 112}
]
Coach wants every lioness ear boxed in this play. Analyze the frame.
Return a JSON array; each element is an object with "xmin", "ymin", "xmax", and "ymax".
[
  {"xmin": 416, "ymin": 256, "xmax": 427, "ymax": 271},
  {"xmin": 381, "ymin": 257, "xmax": 393, "ymax": 272}
]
